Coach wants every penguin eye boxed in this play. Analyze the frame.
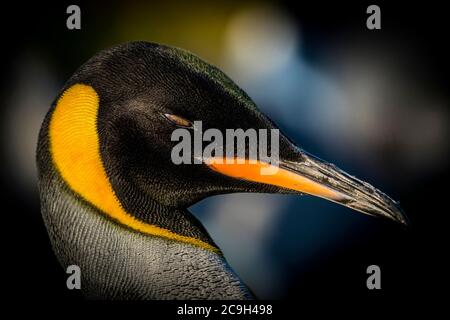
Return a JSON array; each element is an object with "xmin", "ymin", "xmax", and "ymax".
[{"xmin": 162, "ymin": 113, "xmax": 193, "ymax": 128}]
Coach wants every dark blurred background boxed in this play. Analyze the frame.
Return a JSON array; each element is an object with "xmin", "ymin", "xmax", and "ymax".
[{"xmin": 1, "ymin": 0, "xmax": 448, "ymax": 305}]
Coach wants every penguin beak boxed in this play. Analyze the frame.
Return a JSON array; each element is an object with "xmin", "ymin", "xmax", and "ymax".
[{"xmin": 206, "ymin": 152, "xmax": 408, "ymax": 227}]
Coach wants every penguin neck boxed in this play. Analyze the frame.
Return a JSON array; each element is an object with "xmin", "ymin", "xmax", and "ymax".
[
  {"xmin": 107, "ymin": 185, "xmax": 219, "ymax": 253},
  {"xmin": 40, "ymin": 159, "xmax": 250, "ymax": 299}
]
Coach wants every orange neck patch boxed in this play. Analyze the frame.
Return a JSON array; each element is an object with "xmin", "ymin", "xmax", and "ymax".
[{"xmin": 49, "ymin": 84, "xmax": 219, "ymax": 253}]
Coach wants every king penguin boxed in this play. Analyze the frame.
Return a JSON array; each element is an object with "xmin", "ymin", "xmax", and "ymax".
[{"xmin": 36, "ymin": 41, "xmax": 407, "ymax": 299}]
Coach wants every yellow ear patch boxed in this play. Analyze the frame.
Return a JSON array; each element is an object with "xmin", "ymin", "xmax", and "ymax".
[{"xmin": 49, "ymin": 84, "xmax": 219, "ymax": 253}]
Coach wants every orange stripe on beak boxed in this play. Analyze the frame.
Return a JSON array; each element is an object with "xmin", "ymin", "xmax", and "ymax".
[{"xmin": 206, "ymin": 157, "xmax": 347, "ymax": 201}]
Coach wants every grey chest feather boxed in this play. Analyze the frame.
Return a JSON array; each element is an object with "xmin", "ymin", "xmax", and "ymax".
[{"xmin": 39, "ymin": 174, "xmax": 252, "ymax": 300}]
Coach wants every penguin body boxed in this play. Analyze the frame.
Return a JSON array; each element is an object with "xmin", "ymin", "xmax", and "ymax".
[
  {"xmin": 37, "ymin": 41, "xmax": 406, "ymax": 300},
  {"xmin": 39, "ymin": 158, "xmax": 250, "ymax": 299}
]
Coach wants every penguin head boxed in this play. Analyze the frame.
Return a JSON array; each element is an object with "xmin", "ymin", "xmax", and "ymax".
[{"xmin": 55, "ymin": 41, "xmax": 407, "ymax": 227}]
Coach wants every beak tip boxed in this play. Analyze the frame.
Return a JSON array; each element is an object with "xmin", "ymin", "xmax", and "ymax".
[{"xmin": 390, "ymin": 204, "xmax": 410, "ymax": 229}]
